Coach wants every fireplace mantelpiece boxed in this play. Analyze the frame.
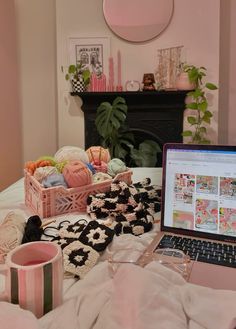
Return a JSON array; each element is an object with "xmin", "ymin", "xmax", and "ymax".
[{"xmin": 72, "ymin": 90, "xmax": 188, "ymax": 166}]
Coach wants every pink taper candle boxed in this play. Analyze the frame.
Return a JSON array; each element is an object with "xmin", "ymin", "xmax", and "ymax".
[
  {"xmin": 116, "ymin": 50, "xmax": 122, "ymax": 91},
  {"xmin": 107, "ymin": 57, "xmax": 114, "ymax": 91}
]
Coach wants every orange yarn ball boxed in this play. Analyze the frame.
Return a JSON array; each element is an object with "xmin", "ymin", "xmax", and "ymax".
[
  {"xmin": 86, "ymin": 146, "xmax": 110, "ymax": 164},
  {"xmin": 62, "ymin": 160, "xmax": 92, "ymax": 188}
]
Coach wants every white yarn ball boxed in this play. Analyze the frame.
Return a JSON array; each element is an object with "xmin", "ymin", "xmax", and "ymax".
[
  {"xmin": 54, "ymin": 146, "xmax": 89, "ymax": 163},
  {"xmin": 34, "ymin": 166, "xmax": 58, "ymax": 182},
  {"xmin": 92, "ymin": 172, "xmax": 112, "ymax": 183}
]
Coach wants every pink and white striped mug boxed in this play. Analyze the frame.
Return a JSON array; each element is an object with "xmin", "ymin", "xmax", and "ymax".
[{"xmin": 0, "ymin": 241, "xmax": 63, "ymax": 318}]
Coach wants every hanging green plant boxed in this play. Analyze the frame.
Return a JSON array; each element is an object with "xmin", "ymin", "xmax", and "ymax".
[{"xmin": 181, "ymin": 64, "xmax": 218, "ymax": 144}]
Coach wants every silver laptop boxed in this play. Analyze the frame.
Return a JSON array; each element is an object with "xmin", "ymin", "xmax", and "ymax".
[{"xmin": 144, "ymin": 143, "xmax": 236, "ymax": 290}]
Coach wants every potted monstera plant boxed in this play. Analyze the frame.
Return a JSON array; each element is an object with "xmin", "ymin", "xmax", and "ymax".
[
  {"xmin": 65, "ymin": 62, "xmax": 91, "ymax": 92},
  {"xmin": 95, "ymin": 96, "xmax": 161, "ymax": 167}
]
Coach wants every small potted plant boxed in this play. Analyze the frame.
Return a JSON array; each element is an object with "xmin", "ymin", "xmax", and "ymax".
[
  {"xmin": 181, "ymin": 64, "xmax": 218, "ymax": 144},
  {"xmin": 176, "ymin": 63, "xmax": 196, "ymax": 90},
  {"xmin": 65, "ymin": 62, "xmax": 91, "ymax": 92}
]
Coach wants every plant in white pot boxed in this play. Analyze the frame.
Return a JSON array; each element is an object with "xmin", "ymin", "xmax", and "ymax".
[
  {"xmin": 181, "ymin": 64, "xmax": 218, "ymax": 144},
  {"xmin": 176, "ymin": 63, "xmax": 196, "ymax": 91},
  {"xmin": 65, "ymin": 62, "xmax": 91, "ymax": 92}
]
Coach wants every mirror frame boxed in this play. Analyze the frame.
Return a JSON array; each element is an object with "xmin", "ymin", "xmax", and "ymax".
[{"xmin": 103, "ymin": 0, "xmax": 174, "ymax": 43}]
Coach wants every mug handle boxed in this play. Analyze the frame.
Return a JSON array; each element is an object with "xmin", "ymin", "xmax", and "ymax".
[{"xmin": 0, "ymin": 264, "xmax": 8, "ymax": 301}]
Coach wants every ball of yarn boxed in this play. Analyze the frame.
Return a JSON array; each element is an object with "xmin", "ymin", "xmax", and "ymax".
[
  {"xmin": 42, "ymin": 173, "xmax": 68, "ymax": 188},
  {"xmin": 91, "ymin": 160, "xmax": 108, "ymax": 173},
  {"xmin": 0, "ymin": 212, "xmax": 26, "ymax": 262},
  {"xmin": 107, "ymin": 158, "xmax": 127, "ymax": 177},
  {"xmin": 86, "ymin": 146, "xmax": 111, "ymax": 164},
  {"xmin": 86, "ymin": 162, "xmax": 96, "ymax": 175},
  {"xmin": 55, "ymin": 160, "xmax": 68, "ymax": 173},
  {"xmin": 34, "ymin": 166, "xmax": 58, "ymax": 182},
  {"xmin": 37, "ymin": 155, "xmax": 56, "ymax": 166},
  {"xmin": 92, "ymin": 172, "xmax": 112, "ymax": 184},
  {"xmin": 54, "ymin": 146, "xmax": 89, "ymax": 163},
  {"xmin": 63, "ymin": 160, "xmax": 92, "ymax": 188}
]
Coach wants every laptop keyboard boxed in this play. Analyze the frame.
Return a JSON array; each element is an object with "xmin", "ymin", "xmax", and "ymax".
[{"xmin": 156, "ymin": 235, "xmax": 236, "ymax": 268}]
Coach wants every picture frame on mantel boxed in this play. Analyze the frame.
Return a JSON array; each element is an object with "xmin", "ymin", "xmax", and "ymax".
[{"xmin": 68, "ymin": 37, "xmax": 110, "ymax": 79}]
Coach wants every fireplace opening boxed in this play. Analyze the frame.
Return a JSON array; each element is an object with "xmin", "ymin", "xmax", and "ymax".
[
  {"xmin": 76, "ymin": 91, "xmax": 188, "ymax": 167},
  {"xmin": 128, "ymin": 128, "xmax": 163, "ymax": 167}
]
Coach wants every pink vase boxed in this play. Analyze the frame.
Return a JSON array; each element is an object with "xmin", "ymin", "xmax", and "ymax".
[{"xmin": 175, "ymin": 72, "xmax": 195, "ymax": 90}]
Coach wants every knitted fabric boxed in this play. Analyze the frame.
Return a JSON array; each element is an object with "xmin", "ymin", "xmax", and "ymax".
[
  {"xmin": 43, "ymin": 219, "xmax": 114, "ymax": 279},
  {"xmin": 0, "ymin": 212, "xmax": 26, "ymax": 263},
  {"xmin": 78, "ymin": 220, "xmax": 114, "ymax": 252},
  {"xmin": 59, "ymin": 219, "xmax": 88, "ymax": 239},
  {"xmin": 63, "ymin": 241, "xmax": 99, "ymax": 278},
  {"xmin": 86, "ymin": 178, "xmax": 161, "ymax": 236}
]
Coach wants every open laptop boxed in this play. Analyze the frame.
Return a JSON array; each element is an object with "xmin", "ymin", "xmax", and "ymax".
[{"xmin": 144, "ymin": 143, "xmax": 236, "ymax": 290}]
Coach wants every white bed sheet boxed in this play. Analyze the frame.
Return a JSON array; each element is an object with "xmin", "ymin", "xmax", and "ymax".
[{"xmin": 1, "ymin": 168, "xmax": 236, "ymax": 329}]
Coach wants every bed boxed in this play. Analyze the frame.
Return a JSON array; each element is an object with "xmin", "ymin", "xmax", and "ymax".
[{"xmin": 0, "ymin": 168, "xmax": 236, "ymax": 329}]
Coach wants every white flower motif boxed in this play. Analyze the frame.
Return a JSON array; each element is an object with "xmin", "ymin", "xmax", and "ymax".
[
  {"xmin": 148, "ymin": 190, "xmax": 157, "ymax": 198},
  {"xmin": 86, "ymin": 227, "xmax": 107, "ymax": 245},
  {"xmin": 74, "ymin": 254, "xmax": 84, "ymax": 263}
]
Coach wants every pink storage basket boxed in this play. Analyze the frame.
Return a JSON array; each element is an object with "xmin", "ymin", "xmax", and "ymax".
[{"xmin": 24, "ymin": 169, "xmax": 132, "ymax": 218}]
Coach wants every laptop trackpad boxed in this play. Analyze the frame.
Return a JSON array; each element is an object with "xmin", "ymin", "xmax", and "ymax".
[{"xmin": 189, "ymin": 261, "xmax": 236, "ymax": 291}]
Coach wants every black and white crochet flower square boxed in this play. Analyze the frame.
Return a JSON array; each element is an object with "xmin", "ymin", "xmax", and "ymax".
[
  {"xmin": 51, "ymin": 236, "xmax": 75, "ymax": 250},
  {"xmin": 59, "ymin": 219, "xmax": 88, "ymax": 239},
  {"xmin": 79, "ymin": 220, "xmax": 114, "ymax": 252},
  {"xmin": 63, "ymin": 241, "xmax": 99, "ymax": 278}
]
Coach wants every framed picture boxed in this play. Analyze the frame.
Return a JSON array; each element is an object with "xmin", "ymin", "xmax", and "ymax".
[{"xmin": 68, "ymin": 37, "xmax": 110, "ymax": 77}]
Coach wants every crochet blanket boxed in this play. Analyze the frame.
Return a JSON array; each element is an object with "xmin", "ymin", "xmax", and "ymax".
[
  {"xmin": 87, "ymin": 178, "xmax": 161, "ymax": 235},
  {"xmin": 41, "ymin": 178, "xmax": 161, "ymax": 279}
]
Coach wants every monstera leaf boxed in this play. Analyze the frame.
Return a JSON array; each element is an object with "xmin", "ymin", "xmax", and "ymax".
[
  {"xmin": 95, "ymin": 97, "xmax": 128, "ymax": 140},
  {"xmin": 95, "ymin": 97, "xmax": 131, "ymax": 158}
]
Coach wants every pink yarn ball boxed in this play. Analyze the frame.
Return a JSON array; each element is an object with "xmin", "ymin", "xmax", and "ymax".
[
  {"xmin": 91, "ymin": 161, "xmax": 108, "ymax": 173},
  {"xmin": 63, "ymin": 161, "xmax": 92, "ymax": 188},
  {"xmin": 86, "ymin": 146, "xmax": 110, "ymax": 164}
]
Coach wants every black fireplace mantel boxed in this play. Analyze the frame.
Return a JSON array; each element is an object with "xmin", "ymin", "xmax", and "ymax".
[
  {"xmin": 71, "ymin": 90, "xmax": 188, "ymax": 166},
  {"xmin": 71, "ymin": 90, "xmax": 188, "ymax": 112}
]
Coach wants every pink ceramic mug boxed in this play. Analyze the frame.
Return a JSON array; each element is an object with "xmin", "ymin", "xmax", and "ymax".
[{"xmin": 0, "ymin": 241, "xmax": 63, "ymax": 318}]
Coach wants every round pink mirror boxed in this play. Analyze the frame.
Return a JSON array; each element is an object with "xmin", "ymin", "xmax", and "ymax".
[{"xmin": 103, "ymin": 0, "xmax": 174, "ymax": 42}]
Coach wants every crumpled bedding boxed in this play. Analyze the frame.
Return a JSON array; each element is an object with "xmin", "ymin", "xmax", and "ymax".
[
  {"xmin": 1, "ymin": 233, "xmax": 236, "ymax": 329},
  {"xmin": 1, "ymin": 261, "xmax": 236, "ymax": 329},
  {"xmin": 1, "ymin": 174, "xmax": 236, "ymax": 329}
]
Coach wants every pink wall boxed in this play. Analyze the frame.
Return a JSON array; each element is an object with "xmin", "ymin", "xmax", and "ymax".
[
  {"xmin": 228, "ymin": 0, "xmax": 236, "ymax": 145},
  {"xmin": 0, "ymin": 0, "xmax": 22, "ymax": 191}
]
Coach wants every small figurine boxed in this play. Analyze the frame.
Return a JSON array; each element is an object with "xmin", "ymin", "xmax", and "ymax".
[{"xmin": 142, "ymin": 73, "xmax": 156, "ymax": 91}]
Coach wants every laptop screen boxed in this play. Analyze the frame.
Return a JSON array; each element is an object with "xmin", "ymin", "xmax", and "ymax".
[{"xmin": 161, "ymin": 143, "xmax": 236, "ymax": 243}]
